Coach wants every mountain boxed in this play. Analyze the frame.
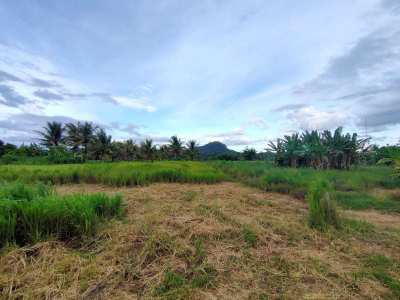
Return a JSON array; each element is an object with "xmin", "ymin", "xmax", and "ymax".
[{"xmin": 197, "ymin": 141, "xmax": 238, "ymax": 159}]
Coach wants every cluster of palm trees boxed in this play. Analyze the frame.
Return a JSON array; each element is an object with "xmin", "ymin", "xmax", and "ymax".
[
  {"xmin": 267, "ymin": 127, "xmax": 369, "ymax": 169},
  {"xmin": 37, "ymin": 121, "xmax": 199, "ymax": 161}
]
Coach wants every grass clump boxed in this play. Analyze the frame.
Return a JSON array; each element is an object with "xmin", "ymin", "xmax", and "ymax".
[
  {"xmin": 0, "ymin": 182, "xmax": 123, "ymax": 247},
  {"xmin": 242, "ymin": 226, "xmax": 258, "ymax": 247},
  {"xmin": 0, "ymin": 181, "xmax": 53, "ymax": 201},
  {"xmin": 154, "ymin": 270, "xmax": 188, "ymax": 298},
  {"xmin": 307, "ymin": 180, "xmax": 341, "ymax": 231},
  {"xmin": 191, "ymin": 264, "xmax": 217, "ymax": 288}
]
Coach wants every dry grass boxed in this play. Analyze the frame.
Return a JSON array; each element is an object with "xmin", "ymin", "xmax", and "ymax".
[{"xmin": 1, "ymin": 182, "xmax": 400, "ymax": 299}]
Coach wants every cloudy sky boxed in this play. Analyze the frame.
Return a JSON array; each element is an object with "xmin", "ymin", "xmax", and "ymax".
[{"xmin": 0, "ymin": 0, "xmax": 399, "ymax": 150}]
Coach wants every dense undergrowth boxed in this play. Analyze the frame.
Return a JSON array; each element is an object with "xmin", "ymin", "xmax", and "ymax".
[
  {"xmin": 0, "ymin": 161, "xmax": 225, "ymax": 186},
  {"xmin": 0, "ymin": 181, "xmax": 123, "ymax": 247}
]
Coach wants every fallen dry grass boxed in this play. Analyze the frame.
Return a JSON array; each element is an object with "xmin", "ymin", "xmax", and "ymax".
[{"xmin": 1, "ymin": 182, "xmax": 400, "ymax": 299}]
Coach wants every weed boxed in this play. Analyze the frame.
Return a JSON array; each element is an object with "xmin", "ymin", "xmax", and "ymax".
[
  {"xmin": 342, "ymin": 218, "xmax": 375, "ymax": 235},
  {"xmin": 191, "ymin": 264, "xmax": 217, "ymax": 288},
  {"xmin": 307, "ymin": 180, "xmax": 340, "ymax": 231},
  {"xmin": 242, "ymin": 226, "xmax": 257, "ymax": 247},
  {"xmin": 192, "ymin": 239, "xmax": 206, "ymax": 265},
  {"xmin": 154, "ymin": 270, "xmax": 188, "ymax": 297}
]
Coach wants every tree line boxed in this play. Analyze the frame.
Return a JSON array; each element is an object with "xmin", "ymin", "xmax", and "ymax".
[
  {"xmin": 34, "ymin": 121, "xmax": 200, "ymax": 162},
  {"xmin": 0, "ymin": 122, "xmax": 399, "ymax": 167},
  {"xmin": 267, "ymin": 127, "xmax": 372, "ymax": 169}
]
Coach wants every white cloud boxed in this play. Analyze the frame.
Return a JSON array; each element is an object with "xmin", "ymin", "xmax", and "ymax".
[
  {"xmin": 111, "ymin": 96, "xmax": 155, "ymax": 112},
  {"xmin": 287, "ymin": 106, "xmax": 351, "ymax": 131}
]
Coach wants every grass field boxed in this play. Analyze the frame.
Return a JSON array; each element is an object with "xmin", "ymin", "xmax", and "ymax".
[
  {"xmin": 212, "ymin": 161, "xmax": 400, "ymax": 213},
  {"xmin": 0, "ymin": 161, "xmax": 225, "ymax": 186},
  {"xmin": 1, "ymin": 161, "xmax": 400, "ymax": 299}
]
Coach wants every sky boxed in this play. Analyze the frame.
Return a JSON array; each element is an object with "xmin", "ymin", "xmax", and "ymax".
[{"xmin": 0, "ymin": 0, "xmax": 399, "ymax": 150}]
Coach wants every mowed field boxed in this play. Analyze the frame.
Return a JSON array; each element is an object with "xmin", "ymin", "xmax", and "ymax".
[{"xmin": 1, "ymin": 162, "xmax": 400, "ymax": 299}]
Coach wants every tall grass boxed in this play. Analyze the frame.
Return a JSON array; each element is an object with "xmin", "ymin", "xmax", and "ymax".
[
  {"xmin": 0, "ymin": 161, "xmax": 225, "ymax": 186},
  {"xmin": 0, "ymin": 182, "xmax": 123, "ymax": 247},
  {"xmin": 212, "ymin": 161, "xmax": 400, "ymax": 197},
  {"xmin": 307, "ymin": 180, "xmax": 340, "ymax": 230}
]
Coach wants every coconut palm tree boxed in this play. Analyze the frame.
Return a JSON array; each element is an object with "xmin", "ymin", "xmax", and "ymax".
[
  {"xmin": 80, "ymin": 122, "xmax": 97, "ymax": 157},
  {"xmin": 159, "ymin": 144, "xmax": 170, "ymax": 160},
  {"xmin": 186, "ymin": 140, "xmax": 198, "ymax": 160},
  {"xmin": 89, "ymin": 128, "xmax": 112, "ymax": 160},
  {"xmin": 37, "ymin": 121, "xmax": 64, "ymax": 148},
  {"xmin": 65, "ymin": 122, "xmax": 81, "ymax": 152},
  {"xmin": 141, "ymin": 139, "xmax": 156, "ymax": 161},
  {"xmin": 169, "ymin": 135, "xmax": 184, "ymax": 160}
]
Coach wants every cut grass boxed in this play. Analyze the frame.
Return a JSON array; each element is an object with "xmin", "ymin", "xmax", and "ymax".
[
  {"xmin": 2, "ymin": 182, "xmax": 400, "ymax": 299},
  {"xmin": 0, "ymin": 183, "xmax": 123, "ymax": 247},
  {"xmin": 0, "ymin": 161, "xmax": 225, "ymax": 186}
]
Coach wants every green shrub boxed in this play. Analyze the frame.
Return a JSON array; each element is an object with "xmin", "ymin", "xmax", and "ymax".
[{"xmin": 307, "ymin": 180, "xmax": 340, "ymax": 230}]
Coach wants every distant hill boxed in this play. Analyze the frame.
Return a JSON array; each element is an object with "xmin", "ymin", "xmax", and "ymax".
[{"xmin": 197, "ymin": 141, "xmax": 238, "ymax": 159}]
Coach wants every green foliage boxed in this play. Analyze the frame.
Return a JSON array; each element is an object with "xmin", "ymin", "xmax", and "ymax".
[
  {"xmin": 0, "ymin": 182, "xmax": 123, "ymax": 247},
  {"xmin": 267, "ymin": 127, "xmax": 368, "ymax": 169},
  {"xmin": 169, "ymin": 135, "xmax": 184, "ymax": 160},
  {"xmin": 212, "ymin": 161, "xmax": 400, "ymax": 197},
  {"xmin": 48, "ymin": 146, "xmax": 84, "ymax": 164},
  {"xmin": 242, "ymin": 147, "xmax": 257, "ymax": 161},
  {"xmin": 307, "ymin": 180, "xmax": 340, "ymax": 230},
  {"xmin": 0, "ymin": 152, "xmax": 19, "ymax": 164},
  {"xmin": 37, "ymin": 121, "xmax": 64, "ymax": 148}
]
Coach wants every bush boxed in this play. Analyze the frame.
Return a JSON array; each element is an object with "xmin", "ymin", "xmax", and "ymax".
[
  {"xmin": 48, "ymin": 146, "xmax": 85, "ymax": 164},
  {"xmin": 307, "ymin": 180, "xmax": 340, "ymax": 230},
  {"xmin": 1, "ymin": 153, "xmax": 18, "ymax": 164}
]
